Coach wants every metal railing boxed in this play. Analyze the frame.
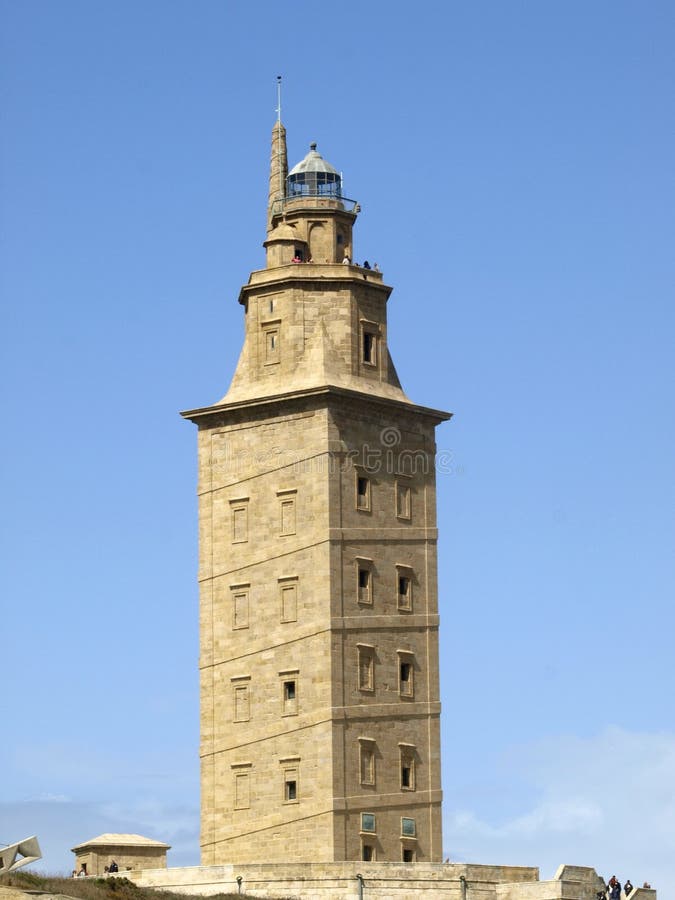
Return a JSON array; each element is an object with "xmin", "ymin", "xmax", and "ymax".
[{"xmin": 270, "ymin": 195, "xmax": 360, "ymax": 217}]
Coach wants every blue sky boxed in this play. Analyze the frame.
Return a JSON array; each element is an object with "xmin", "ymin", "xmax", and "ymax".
[{"xmin": 1, "ymin": 0, "xmax": 674, "ymax": 889}]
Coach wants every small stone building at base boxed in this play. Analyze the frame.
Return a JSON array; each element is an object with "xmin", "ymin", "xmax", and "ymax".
[{"xmin": 71, "ymin": 834, "xmax": 170, "ymax": 876}]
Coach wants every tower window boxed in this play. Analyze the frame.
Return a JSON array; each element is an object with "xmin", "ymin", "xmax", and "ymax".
[
  {"xmin": 359, "ymin": 739, "xmax": 376, "ymax": 786},
  {"xmin": 277, "ymin": 489, "xmax": 297, "ymax": 535},
  {"xmin": 358, "ymin": 567, "xmax": 371, "ymax": 603},
  {"xmin": 356, "ymin": 560, "xmax": 373, "ymax": 605},
  {"xmin": 231, "ymin": 582, "xmax": 251, "ymax": 629},
  {"xmin": 402, "ymin": 848, "xmax": 415, "ymax": 863},
  {"xmin": 230, "ymin": 498, "xmax": 249, "ymax": 543},
  {"xmin": 398, "ymin": 655, "xmax": 414, "ymax": 698},
  {"xmin": 362, "ymin": 331, "xmax": 377, "ymax": 365},
  {"xmin": 356, "ymin": 475, "xmax": 371, "ymax": 511},
  {"xmin": 399, "ymin": 744, "xmax": 416, "ymax": 791},
  {"xmin": 361, "ymin": 812, "xmax": 376, "ymax": 833},
  {"xmin": 396, "ymin": 481, "xmax": 412, "ymax": 519},
  {"xmin": 280, "ymin": 499, "xmax": 295, "ymax": 534},
  {"xmin": 232, "ymin": 767, "xmax": 252, "ymax": 810},
  {"xmin": 401, "ymin": 817, "xmax": 416, "ymax": 838},
  {"xmin": 397, "ymin": 569, "xmax": 413, "ymax": 611},
  {"xmin": 234, "ymin": 772, "xmax": 249, "ymax": 809},
  {"xmin": 234, "ymin": 686, "xmax": 249, "ymax": 721},
  {"xmin": 232, "ymin": 678, "xmax": 251, "ymax": 722},
  {"xmin": 279, "ymin": 576, "xmax": 299, "ymax": 623},
  {"xmin": 265, "ymin": 328, "xmax": 280, "ymax": 363},
  {"xmin": 283, "ymin": 768, "xmax": 299, "ymax": 803},
  {"xmin": 362, "ymin": 844, "xmax": 374, "ymax": 862},
  {"xmin": 280, "ymin": 757, "xmax": 300, "ymax": 804},
  {"xmin": 357, "ymin": 645, "xmax": 375, "ymax": 692},
  {"xmin": 279, "ymin": 668, "xmax": 299, "ymax": 716}
]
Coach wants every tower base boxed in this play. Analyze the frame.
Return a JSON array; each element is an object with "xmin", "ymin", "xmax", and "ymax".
[{"xmin": 126, "ymin": 861, "xmax": 642, "ymax": 900}]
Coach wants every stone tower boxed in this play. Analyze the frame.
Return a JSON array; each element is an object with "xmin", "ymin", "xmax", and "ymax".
[{"xmin": 182, "ymin": 121, "xmax": 450, "ymax": 866}]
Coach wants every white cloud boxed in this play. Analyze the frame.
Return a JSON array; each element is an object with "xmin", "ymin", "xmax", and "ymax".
[{"xmin": 444, "ymin": 727, "xmax": 675, "ymax": 890}]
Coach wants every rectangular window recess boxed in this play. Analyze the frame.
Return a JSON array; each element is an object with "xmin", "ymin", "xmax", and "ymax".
[
  {"xmin": 232, "ymin": 588, "xmax": 249, "ymax": 630},
  {"xmin": 265, "ymin": 329, "xmax": 279, "ymax": 363},
  {"xmin": 279, "ymin": 497, "xmax": 296, "ymax": 536},
  {"xmin": 396, "ymin": 481, "xmax": 412, "ymax": 519},
  {"xmin": 362, "ymin": 332, "xmax": 376, "ymax": 365},
  {"xmin": 400, "ymin": 662, "xmax": 413, "ymax": 679},
  {"xmin": 358, "ymin": 646, "xmax": 375, "ymax": 692},
  {"xmin": 401, "ymin": 817, "xmax": 417, "ymax": 838},
  {"xmin": 361, "ymin": 813, "xmax": 376, "ymax": 833},
  {"xmin": 356, "ymin": 475, "xmax": 370, "ymax": 509},
  {"xmin": 399, "ymin": 658, "xmax": 414, "ymax": 697},
  {"xmin": 280, "ymin": 581, "xmax": 298, "ymax": 623}
]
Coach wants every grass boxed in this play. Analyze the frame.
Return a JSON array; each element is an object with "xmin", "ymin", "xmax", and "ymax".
[{"xmin": 0, "ymin": 872, "xmax": 259, "ymax": 900}]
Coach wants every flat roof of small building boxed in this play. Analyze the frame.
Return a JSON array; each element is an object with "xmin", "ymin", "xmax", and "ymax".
[{"xmin": 71, "ymin": 833, "xmax": 170, "ymax": 852}]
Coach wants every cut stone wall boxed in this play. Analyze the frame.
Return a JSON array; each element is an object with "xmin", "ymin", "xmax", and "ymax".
[
  {"xmin": 131, "ymin": 862, "xmax": 538, "ymax": 900},
  {"xmin": 130, "ymin": 863, "xmax": 657, "ymax": 900}
]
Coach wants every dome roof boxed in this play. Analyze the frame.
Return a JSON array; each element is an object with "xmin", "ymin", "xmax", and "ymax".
[
  {"xmin": 288, "ymin": 143, "xmax": 339, "ymax": 178},
  {"xmin": 268, "ymin": 222, "xmax": 297, "ymax": 241}
]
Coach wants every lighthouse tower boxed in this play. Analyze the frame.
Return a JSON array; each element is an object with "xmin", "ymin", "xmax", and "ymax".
[{"xmin": 182, "ymin": 120, "xmax": 450, "ymax": 865}]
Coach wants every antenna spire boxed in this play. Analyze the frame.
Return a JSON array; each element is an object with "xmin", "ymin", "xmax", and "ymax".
[
  {"xmin": 275, "ymin": 76, "xmax": 283, "ymax": 205},
  {"xmin": 268, "ymin": 77, "xmax": 288, "ymax": 231}
]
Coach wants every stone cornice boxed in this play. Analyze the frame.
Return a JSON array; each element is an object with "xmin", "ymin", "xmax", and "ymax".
[
  {"xmin": 181, "ymin": 384, "xmax": 451, "ymax": 427},
  {"xmin": 237, "ymin": 263, "xmax": 392, "ymax": 305}
]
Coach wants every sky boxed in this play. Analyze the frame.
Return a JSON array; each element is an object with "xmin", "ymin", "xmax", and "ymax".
[{"xmin": 1, "ymin": 0, "xmax": 674, "ymax": 891}]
